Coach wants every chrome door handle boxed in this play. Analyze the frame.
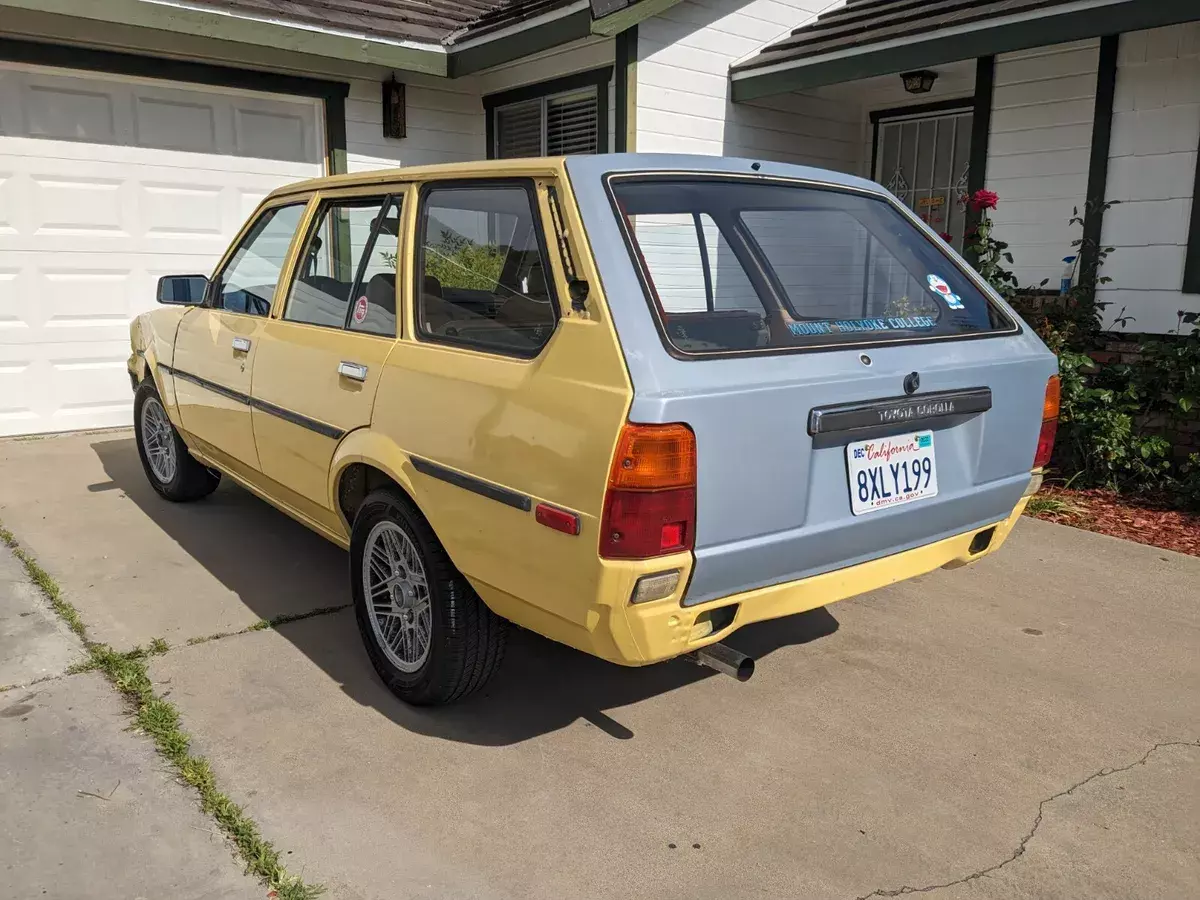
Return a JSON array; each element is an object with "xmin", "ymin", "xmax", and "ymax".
[
  {"xmin": 338, "ymin": 361, "xmax": 368, "ymax": 382},
  {"xmin": 231, "ymin": 337, "xmax": 252, "ymax": 353}
]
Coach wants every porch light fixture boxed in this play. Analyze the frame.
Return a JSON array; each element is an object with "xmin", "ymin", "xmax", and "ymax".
[
  {"xmin": 900, "ymin": 70, "xmax": 938, "ymax": 94},
  {"xmin": 382, "ymin": 75, "xmax": 406, "ymax": 139}
]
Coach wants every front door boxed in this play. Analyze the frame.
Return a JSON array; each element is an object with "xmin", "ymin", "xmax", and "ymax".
[
  {"xmin": 171, "ymin": 201, "xmax": 308, "ymax": 472},
  {"xmin": 874, "ymin": 107, "xmax": 972, "ymax": 250},
  {"xmin": 251, "ymin": 192, "xmax": 404, "ymax": 521}
]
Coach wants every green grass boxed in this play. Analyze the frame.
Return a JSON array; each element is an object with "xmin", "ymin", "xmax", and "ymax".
[
  {"xmin": 2, "ymin": 526, "xmax": 87, "ymax": 641},
  {"xmin": 1, "ymin": 520, "xmax": 323, "ymax": 899}
]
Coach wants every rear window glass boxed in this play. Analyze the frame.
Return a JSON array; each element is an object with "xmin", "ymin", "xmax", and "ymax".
[{"xmin": 609, "ymin": 177, "xmax": 1013, "ymax": 355}]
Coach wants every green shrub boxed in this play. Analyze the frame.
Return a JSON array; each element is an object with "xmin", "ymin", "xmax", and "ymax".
[
  {"xmin": 1055, "ymin": 350, "xmax": 1174, "ymax": 492},
  {"xmin": 424, "ymin": 229, "xmax": 505, "ymax": 292}
]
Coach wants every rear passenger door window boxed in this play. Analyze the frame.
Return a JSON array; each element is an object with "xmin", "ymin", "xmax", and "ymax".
[
  {"xmin": 286, "ymin": 196, "xmax": 401, "ymax": 337},
  {"xmin": 416, "ymin": 182, "xmax": 558, "ymax": 357}
]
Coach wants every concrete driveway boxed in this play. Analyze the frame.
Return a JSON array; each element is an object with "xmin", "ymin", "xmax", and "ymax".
[{"xmin": 1, "ymin": 430, "xmax": 1198, "ymax": 900}]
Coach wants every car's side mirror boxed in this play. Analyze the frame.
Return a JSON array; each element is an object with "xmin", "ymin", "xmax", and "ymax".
[{"xmin": 157, "ymin": 275, "xmax": 208, "ymax": 305}]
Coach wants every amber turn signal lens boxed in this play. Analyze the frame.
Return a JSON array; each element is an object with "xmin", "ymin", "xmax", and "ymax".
[
  {"xmin": 1043, "ymin": 374, "xmax": 1061, "ymax": 420},
  {"xmin": 608, "ymin": 423, "xmax": 697, "ymax": 491}
]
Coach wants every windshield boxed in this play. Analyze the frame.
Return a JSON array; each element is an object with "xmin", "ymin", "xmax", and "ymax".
[{"xmin": 608, "ymin": 176, "xmax": 1014, "ymax": 355}]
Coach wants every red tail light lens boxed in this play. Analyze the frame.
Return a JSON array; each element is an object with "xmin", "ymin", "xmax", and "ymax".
[
  {"xmin": 1033, "ymin": 375, "xmax": 1060, "ymax": 470},
  {"xmin": 600, "ymin": 487, "xmax": 695, "ymax": 559},
  {"xmin": 600, "ymin": 423, "xmax": 697, "ymax": 560}
]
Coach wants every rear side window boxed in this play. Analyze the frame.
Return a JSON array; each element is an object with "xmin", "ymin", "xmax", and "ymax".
[
  {"xmin": 416, "ymin": 182, "xmax": 558, "ymax": 358},
  {"xmin": 610, "ymin": 177, "xmax": 1013, "ymax": 355}
]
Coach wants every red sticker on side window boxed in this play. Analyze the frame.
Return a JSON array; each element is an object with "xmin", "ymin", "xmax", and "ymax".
[{"xmin": 352, "ymin": 295, "xmax": 368, "ymax": 324}]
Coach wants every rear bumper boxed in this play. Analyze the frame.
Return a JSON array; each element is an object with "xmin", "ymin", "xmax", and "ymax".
[{"xmin": 612, "ymin": 494, "xmax": 1031, "ymax": 665}]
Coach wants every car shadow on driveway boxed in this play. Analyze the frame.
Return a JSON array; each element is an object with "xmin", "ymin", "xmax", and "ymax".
[{"xmin": 92, "ymin": 437, "xmax": 839, "ymax": 745}]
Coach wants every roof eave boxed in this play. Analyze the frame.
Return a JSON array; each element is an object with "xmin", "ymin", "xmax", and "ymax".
[
  {"xmin": 449, "ymin": 0, "xmax": 684, "ymax": 77},
  {"xmin": 0, "ymin": 0, "xmax": 450, "ymax": 76},
  {"xmin": 731, "ymin": 0, "xmax": 1200, "ymax": 102}
]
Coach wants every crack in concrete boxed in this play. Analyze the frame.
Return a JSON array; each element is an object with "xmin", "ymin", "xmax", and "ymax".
[
  {"xmin": 184, "ymin": 603, "xmax": 351, "ymax": 647},
  {"xmin": 853, "ymin": 739, "xmax": 1200, "ymax": 899}
]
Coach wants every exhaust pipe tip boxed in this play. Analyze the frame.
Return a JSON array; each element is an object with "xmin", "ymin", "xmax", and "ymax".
[{"xmin": 690, "ymin": 642, "xmax": 755, "ymax": 682}]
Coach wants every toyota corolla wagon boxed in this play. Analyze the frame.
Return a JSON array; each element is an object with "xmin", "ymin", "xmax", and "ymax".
[{"xmin": 128, "ymin": 154, "xmax": 1058, "ymax": 705}]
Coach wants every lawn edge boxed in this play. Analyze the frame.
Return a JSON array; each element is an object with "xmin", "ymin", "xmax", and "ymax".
[{"xmin": 0, "ymin": 523, "xmax": 324, "ymax": 900}]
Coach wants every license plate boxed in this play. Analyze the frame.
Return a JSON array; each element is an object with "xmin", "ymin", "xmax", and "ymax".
[{"xmin": 846, "ymin": 431, "xmax": 939, "ymax": 516}]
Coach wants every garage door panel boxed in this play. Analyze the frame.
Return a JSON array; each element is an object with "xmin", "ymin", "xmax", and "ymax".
[
  {"xmin": 26, "ymin": 84, "xmax": 118, "ymax": 142},
  {"xmin": 135, "ymin": 95, "xmax": 219, "ymax": 154},
  {"xmin": 141, "ymin": 182, "xmax": 225, "ymax": 239},
  {"xmin": 34, "ymin": 174, "xmax": 127, "ymax": 237},
  {"xmin": 0, "ymin": 61, "xmax": 325, "ymax": 435}
]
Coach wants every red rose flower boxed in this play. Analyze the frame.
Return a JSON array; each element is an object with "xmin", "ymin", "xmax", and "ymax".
[
  {"xmin": 970, "ymin": 189, "xmax": 999, "ymax": 212},
  {"xmin": 939, "ymin": 231, "xmax": 953, "ymax": 242}
]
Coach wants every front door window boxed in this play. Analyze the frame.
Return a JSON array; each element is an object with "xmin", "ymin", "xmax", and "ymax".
[{"xmin": 874, "ymin": 110, "xmax": 972, "ymax": 250}]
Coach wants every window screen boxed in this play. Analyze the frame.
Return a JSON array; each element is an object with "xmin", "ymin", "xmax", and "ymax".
[
  {"xmin": 611, "ymin": 177, "xmax": 1013, "ymax": 355},
  {"xmin": 417, "ymin": 183, "xmax": 557, "ymax": 357},
  {"xmin": 493, "ymin": 87, "xmax": 600, "ymax": 158}
]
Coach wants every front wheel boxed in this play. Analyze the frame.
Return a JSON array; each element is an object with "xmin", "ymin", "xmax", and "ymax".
[
  {"xmin": 350, "ymin": 488, "xmax": 506, "ymax": 705},
  {"xmin": 133, "ymin": 380, "xmax": 220, "ymax": 502}
]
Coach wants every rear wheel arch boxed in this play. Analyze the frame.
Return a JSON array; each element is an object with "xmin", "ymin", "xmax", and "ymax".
[{"xmin": 329, "ymin": 431, "xmax": 423, "ymax": 531}]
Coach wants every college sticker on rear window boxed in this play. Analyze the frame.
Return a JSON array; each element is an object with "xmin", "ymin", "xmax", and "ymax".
[{"xmin": 846, "ymin": 431, "xmax": 939, "ymax": 516}]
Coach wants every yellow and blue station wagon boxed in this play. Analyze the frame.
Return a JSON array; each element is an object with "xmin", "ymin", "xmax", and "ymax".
[{"xmin": 129, "ymin": 154, "xmax": 1059, "ymax": 705}]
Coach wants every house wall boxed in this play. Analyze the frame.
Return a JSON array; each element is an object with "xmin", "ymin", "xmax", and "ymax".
[
  {"xmin": 345, "ymin": 74, "xmax": 485, "ymax": 172},
  {"xmin": 985, "ymin": 40, "xmax": 1101, "ymax": 290},
  {"xmin": 473, "ymin": 35, "xmax": 616, "ymax": 155},
  {"xmin": 635, "ymin": 0, "xmax": 861, "ymax": 172},
  {"xmin": 1098, "ymin": 23, "xmax": 1200, "ymax": 334}
]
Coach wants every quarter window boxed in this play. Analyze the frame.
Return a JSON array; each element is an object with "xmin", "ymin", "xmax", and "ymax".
[
  {"xmin": 213, "ymin": 204, "xmax": 305, "ymax": 316},
  {"xmin": 285, "ymin": 196, "xmax": 402, "ymax": 337},
  {"xmin": 416, "ymin": 183, "xmax": 558, "ymax": 357}
]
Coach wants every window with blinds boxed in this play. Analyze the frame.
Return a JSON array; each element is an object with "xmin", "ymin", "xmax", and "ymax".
[{"xmin": 493, "ymin": 87, "xmax": 600, "ymax": 158}]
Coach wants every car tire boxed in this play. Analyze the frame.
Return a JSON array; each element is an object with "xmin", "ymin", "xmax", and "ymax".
[
  {"xmin": 133, "ymin": 380, "xmax": 220, "ymax": 502},
  {"xmin": 350, "ymin": 487, "xmax": 506, "ymax": 706}
]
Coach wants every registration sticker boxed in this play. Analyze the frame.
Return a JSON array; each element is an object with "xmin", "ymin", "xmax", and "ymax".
[
  {"xmin": 846, "ymin": 431, "xmax": 939, "ymax": 516},
  {"xmin": 352, "ymin": 295, "xmax": 369, "ymax": 324}
]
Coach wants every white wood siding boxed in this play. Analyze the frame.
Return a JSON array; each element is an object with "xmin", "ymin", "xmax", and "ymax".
[
  {"xmin": 986, "ymin": 40, "xmax": 1100, "ymax": 290},
  {"xmin": 1099, "ymin": 24, "xmax": 1200, "ymax": 334},
  {"xmin": 345, "ymin": 75, "xmax": 485, "ymax": 172},
  {"xmin": 635, "ymin": 0, "xmax": 861, "ymax": 171},
  {"xmin": 474, "ymin": 36, "xmax": 616, "ymax": 155}
]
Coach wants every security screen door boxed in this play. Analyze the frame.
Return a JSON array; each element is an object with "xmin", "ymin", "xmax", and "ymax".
[{"xmin": 874, "ymin": 109, "xmax": 972, "ymax": 251}]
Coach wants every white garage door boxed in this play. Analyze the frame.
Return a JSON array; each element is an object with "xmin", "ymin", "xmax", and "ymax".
[{"xmin": 0, "ymin": 61, "xmax": 325, "ymax": 436}]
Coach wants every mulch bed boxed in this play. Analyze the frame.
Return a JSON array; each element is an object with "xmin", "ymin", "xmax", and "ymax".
[{"xmin": 1026, "ymin": 486, "xmax": 1200, "ymax": 558}]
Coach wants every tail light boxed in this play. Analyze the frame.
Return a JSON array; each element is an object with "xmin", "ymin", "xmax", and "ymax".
[
  {"xmin": 1033, "ymin": 375, "xmax": 1060, "ymax": 470},
  {"xmin": 600, "ymin": 423, "xmax": 696, "ymax": 559}
]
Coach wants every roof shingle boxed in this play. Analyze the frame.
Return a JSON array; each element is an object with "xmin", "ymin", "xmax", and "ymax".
[
  {"xmin": 732, "ymin": 0, "xmax": 1080, "ymax": 73},
  {"xmin": 184, "ymin": 0, "xmax": 579, "ymax": 46}
]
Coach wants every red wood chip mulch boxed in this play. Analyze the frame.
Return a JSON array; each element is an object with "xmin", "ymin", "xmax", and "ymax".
[{"xmin": 1027, "ymin": 486, "xmax": 1200, "ymax": 557}]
